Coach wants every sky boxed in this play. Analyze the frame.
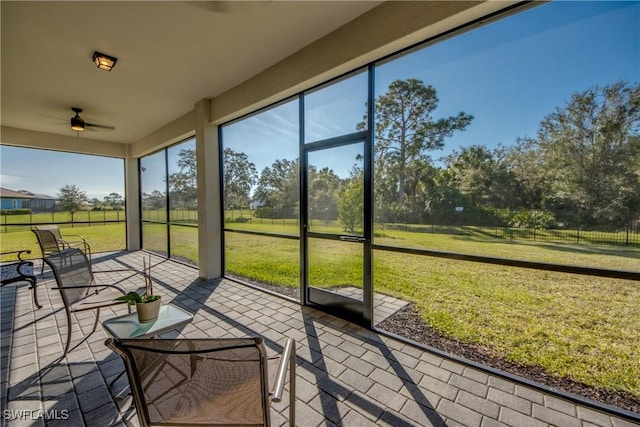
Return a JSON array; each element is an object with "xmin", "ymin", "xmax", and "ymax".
[
  {"xmin": 2, "ymin": 1, "xmax": 639, "ymax": 198},
  {"xmin": 223, "ymin": 1, "xmax": 640, "ymax": 179},
  {"xmin": 0, "ymin": 146, "xmax": 125, "ymax": 201}
]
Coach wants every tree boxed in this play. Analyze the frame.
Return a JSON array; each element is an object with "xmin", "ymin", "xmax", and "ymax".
[
  {"xmin": 57, "ymin": 184, "xmax": 87, "ymax": 221},
  {"xmin": 504, "ymin": 137, "xmax": 548, "ymax": 210},
  {"xmin": 537, "ymin": 81, "xmax": 640, "ymax": 225},
  {"xmin": 446, "ymin": 145, "xmax": 517, "ymax": 209},
  {"xmin": 360, "ymin": 78, "xmax": 473, "ymax": 221},
  {"xmin": 223, "ymin": 148, "xmax": 257, "ymax": 209},
  {"xmin": 169, "ymin": 148, "xmax": 197, "ymax": 209},
  {"xmin": 338, "ymin": 166, "xmax": 363, "ymax": 233},
  {"xmin": 422, "ymin": 168, "xmax": 466, "ymax": 224},
  {"xmin": 253, "ymin": 158, "xmax": 299, "ymax": 218},
  {"xmin": 107, "ymin": 192, "xmax": 123, "ymax": 210},
  {"xmin": 142, "ymin": 190, "xmax": 166, "ymax": 210},
  {"xmin": 308, "ymin": 166, "xmax": 341, "ymax": 221}
]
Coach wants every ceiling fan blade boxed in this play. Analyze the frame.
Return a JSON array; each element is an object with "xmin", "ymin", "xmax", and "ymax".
[{"xmin": 85, "ymin": 122, "xmax": 116, "ymax": 130}]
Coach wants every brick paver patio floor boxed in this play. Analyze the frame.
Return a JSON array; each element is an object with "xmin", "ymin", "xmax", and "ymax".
[{"xmin": 1, "ymin": 251, "xmax": 638, "ymax": 427}]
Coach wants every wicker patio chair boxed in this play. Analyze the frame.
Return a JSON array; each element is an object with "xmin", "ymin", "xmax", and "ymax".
[
  {"xmin": 44, "ymin": 248, "xmax": 137, "ymax": 357},
  {"xmin": 105, "ymin": 337, "xmax": 296, "ymax": 427},
  {"xmin": 32, "ymin": 225, "xmax": 91, "ymax": 274},
  {"xmin": 1, "ymin": 249, "xmax": 41, "ymax": 309}
]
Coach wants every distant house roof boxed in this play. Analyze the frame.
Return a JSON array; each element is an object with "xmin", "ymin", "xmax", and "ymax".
[
  {"xmin": 0, "ymin": 188, "xmax": 35, "ymax": 199},
  {"xmin": 32, "ymin": 193, "xmax": 57, "ymax": 200}
]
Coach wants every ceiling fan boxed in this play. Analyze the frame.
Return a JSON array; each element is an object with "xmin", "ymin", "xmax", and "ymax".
[{"xmin": 70, "ymin": 107, "xmax": 115, "ymax": 132}]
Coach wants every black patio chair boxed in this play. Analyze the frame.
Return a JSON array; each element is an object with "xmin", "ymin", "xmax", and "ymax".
[
  {"xmin": 44, "ymin": 248, "xmax": 139, "ymax": 357},
  {"xmin": 1, "ymin": 249, "xmax": 41, "ymax": 308}
]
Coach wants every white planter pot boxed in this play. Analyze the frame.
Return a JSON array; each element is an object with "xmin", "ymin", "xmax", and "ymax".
[{"xmin": 136, "ymin": 297, "xmax": 161, "ymax": 323}]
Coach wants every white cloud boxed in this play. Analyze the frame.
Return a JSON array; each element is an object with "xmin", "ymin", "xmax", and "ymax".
[{"xmin": 0, "ymin": 174, "xmax": 26, "ymax": 188}]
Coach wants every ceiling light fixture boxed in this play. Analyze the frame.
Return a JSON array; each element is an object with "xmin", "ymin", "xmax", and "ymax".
[
  {"xmin": 71, "ymin": 107, "xmax": 85, "ymax": 131},
  {"xmin": 92, "ymin": 51, "xmax": 117, "ymax": 71},
  {"xmin": 71, "ymin": 120, "xmax": 84, "ymax": 132}
]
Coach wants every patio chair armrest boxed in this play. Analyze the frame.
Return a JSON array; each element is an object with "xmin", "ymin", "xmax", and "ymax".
[
  {"xmin": 16, "ymin": 260, "xmax": 35, "ymax": 277},
  {"xmin": 0, "ymin": 250, "xmax": 31, "ymax": 261},
  {"xmin": 64, "ymin": 234, "xmax": 90, "ymax": 245},
  {"xmin": 61, "ymin": 238, "xmax": 90, "ymax": 249},
  {"xmin": 271, "ymin": 338, "xmax": 295, "ymax": 403},
  {"xmin": 52, "ymin": 283, "xmax": 128, "ymax": 295}
]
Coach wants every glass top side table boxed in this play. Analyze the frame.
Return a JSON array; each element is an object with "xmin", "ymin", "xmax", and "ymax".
[{"xmin": 102, "ymin": 304, "xmax": 193, "ymax": 339}]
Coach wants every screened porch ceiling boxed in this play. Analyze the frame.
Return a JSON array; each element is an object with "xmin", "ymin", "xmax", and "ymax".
[{"xmin": 0, "ymin": 1, "xmax": 517, "ymax": 158}]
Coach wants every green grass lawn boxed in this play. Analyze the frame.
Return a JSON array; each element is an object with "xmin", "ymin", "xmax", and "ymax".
[
  {"xmin": 1, "ymin": 223, "xmax": 126, "ymax": 257},
  {"xmin": 227, "ymin": 220, "xmax": 640, "ymax": 271},
  {"xmin": 374, "ymin": 251, "xmax": 639, "ymax": 400}
]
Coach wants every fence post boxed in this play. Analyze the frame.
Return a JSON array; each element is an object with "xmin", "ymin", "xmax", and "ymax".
[{"xmin": 626, "ymin": 211, "xmax": 630, "ymax": 246}]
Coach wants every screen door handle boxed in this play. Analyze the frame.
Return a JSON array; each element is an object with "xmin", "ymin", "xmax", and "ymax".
[{"xmin": 339, "ymin": 235, "xmax": 366, "ymax": 242}]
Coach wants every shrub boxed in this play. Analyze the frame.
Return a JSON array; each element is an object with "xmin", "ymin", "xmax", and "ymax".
[
  {"xmin": 225, "ymin": 216, "xmax": 251, "ymax": 223},
  {"xmin": 254, "ymin": 206, "xmax": 273, "ymax": 218},
  {"xmin": 1, "ymin": 209, "xmax": 31, "ymax": 215},
  {"xmin": 507, "ymin": 209, "xmax": 556, "ymax": 229}
]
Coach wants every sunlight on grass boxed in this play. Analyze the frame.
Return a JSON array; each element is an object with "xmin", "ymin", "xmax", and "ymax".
[
  {"xmin": 225, "ymin": 232, "xmax": 299, "ymax": 288},
  {"xmin": 169, "ymin": 225, "xmax": 198, "ymax": 265},
  {"xmin": 308, "ymin": 238, "xmax": 362, "ymax": 288},
  {"xmin": 373, "ymin": 251, "xmax": 640, "ymax": 399},
  {"xmin": 224, "ymin": 220, "xmax": 640, "ymax": 271},
  {"xmin": 142, "ymin": 222, "xmax": 167, "ymax": 255},
  {"xmin": 0, "ymin": 224, "xmax": 126, "ymax": 255}
]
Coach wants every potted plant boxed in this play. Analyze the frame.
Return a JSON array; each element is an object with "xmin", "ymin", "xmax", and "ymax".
[{"xmin": 116, "ymin": 256, "xmax": 161, "ymax": 322}]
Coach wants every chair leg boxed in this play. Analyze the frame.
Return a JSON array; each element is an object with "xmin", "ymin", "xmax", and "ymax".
[
  {"xmin": 63, "ymin": 309, "xmax": 73, "ymax": 358},
  {"xmin": 92, "ymin": 308, "xmax": 101, "ymax": 334},
  {"xmin": 63, "ymin": 308, "xmax": 102, "ymax": 358},
  {"xmin": 29, "ymin": 277, "xmax": 42, "ymax": 309}
]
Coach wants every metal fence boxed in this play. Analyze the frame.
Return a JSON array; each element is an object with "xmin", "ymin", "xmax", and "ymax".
[
  {"xmin": 381, "ymin": 223, "xmax": 640, "ymax": 247},
  {"xmin": 1, "ymin": 210, "xmax": 126, "ymax": 233},
  {"xmin": 225, "ymin": 208, "xmax": 640, "ymax": 247}
]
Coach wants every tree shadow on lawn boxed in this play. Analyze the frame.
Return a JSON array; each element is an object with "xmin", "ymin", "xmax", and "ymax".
[{"xmin": 450, "ymin": 234, "xmax": 640, "ymax": 263}]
